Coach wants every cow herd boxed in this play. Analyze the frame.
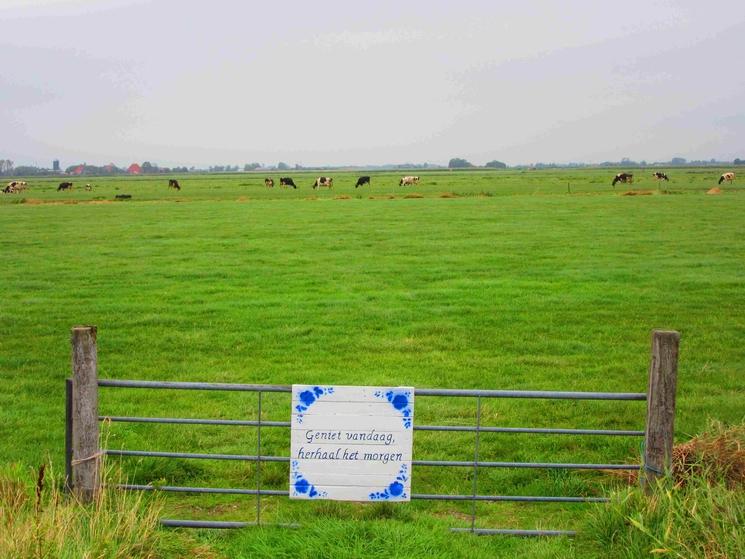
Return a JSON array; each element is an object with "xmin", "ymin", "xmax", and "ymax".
[
  {"xmin": 1, "ymin": 172, "xmax": 737, "ymax": 196},
  {"xmin": 611, "ymin": 171, "xmax": 735, "ymax": 187},
  {"xmin": 262, "ymin": 175, "xmax": 419, "ymax": 189}
]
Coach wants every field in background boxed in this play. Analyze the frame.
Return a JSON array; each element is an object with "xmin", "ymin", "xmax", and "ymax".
[{"xmin": 1, "ymin": 168, "xmax": 743, "ymax": 557}]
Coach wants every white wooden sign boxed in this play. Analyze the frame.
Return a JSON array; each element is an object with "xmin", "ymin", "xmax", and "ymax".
[{"xmin": 290, "ymin": 385, "xmax": 414, "ymax": 502}]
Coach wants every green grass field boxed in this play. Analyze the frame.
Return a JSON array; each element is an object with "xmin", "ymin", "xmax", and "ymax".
[{"xmin": 1, "ymin": 168, "xmax": 743, "ymax": 557}]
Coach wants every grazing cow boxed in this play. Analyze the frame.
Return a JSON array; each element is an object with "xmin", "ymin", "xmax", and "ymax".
[
  {"xmin": 58, "ymin": 182, "xmax": 73, "ymax": 191},
  {"xmin": 399, "ymin": 176, "xmax": 420, "ymax": 186},
  {"xmin": 168, "ymin": 179, "xmax": 181, "ymax": 190},
  {"xmin": 115, "ymin": 194, "xmax": 132, "ymax": 200},
  {"xmin": 652, "ymin": 172, "xmax": 669, "ymax": 181},
  {"xmin": 279, "ymin": 177, "xmax": 297, "ymax": 189},
  {"xmin": 612, "ymin": 173, "xmax": 633, "ymax": 187},
  {"xmin": 355, "ymin": 176, "xmax": 371, "ymax": 188},
  {"xmin": 264, "ymin": 178, "xmax": 274, "ymax": 188},
  {"xmin": 312, "ymin": 176, "xmax": 333, "ymax": 189},
  {"xmin": 2, "ymin": 182, "xmax": 17, "ymax": 194},
  {"xmin": 85, "ymin": 183, "xmax": 93, "ymax": 191},
  {"xmin": 718, "ymin": 172, "xmax": 735, "ymax": 185}
]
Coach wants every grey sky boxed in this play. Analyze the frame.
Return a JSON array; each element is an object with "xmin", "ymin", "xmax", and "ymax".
[{"xmin": 2, "ymin": 0, "xmax": 744, "ymax": 168}]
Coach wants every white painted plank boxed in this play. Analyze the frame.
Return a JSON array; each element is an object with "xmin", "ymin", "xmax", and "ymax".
[
  {"xmin": 291, "ymin": 401, "xmax": 415, "ymax": 417},
  {"xmin": 295, "ymin": 459, "xmax": 407, "ymax": 475},
  {"xmin": 291, "ymin": 430, "xmax": 413, "ymax": 448},
  {"xmin": 292, "ymin": 385, "xmax": 415, "ymax": 404},
  {"xmin": 291, "ymin": 445, "xmax": 412, "ymax": 462},
  {"xmin": 290, "ymin": 484, "xmax": 411, "ymax": 502},
  {"xmin": 290, "ymin": 415, "xmax": 412, "ymax": 432}
]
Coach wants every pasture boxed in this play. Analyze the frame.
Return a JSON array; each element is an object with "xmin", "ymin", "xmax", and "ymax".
[{"xmin": 1, "ymin": 168, "xmax": 743, "ymax": 558}]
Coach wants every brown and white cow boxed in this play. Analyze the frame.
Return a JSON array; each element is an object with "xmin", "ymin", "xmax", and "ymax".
[
  {"xmin": 312, "ymin": 177, "xmax": 333, "ymax": 189},
  {"xmin": 718, "ymin": 172, "xmax": 735, "ymax": 185},
  {"xmin": 264, "ymin": 178, "xmax": 274, "ymax": 188},
  {"xmin": 652, "ymin": 172, "xmax": 669, "ymax": 181},
  {"xmin": 399, "ymin": 176, "xmax": 420, "ymax": 186},
  {"xmin": 612, "ymin": 173, "xmax": 633, "ymax": 187}
]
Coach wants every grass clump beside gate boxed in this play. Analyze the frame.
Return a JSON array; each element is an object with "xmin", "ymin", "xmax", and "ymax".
[
  {"xmin": 581, "ymin": 421, "xmax": 745, "ymax": 558},
  {"xmin": 0, "ymin": 462, "xmax": 210, "ymax": 559}
]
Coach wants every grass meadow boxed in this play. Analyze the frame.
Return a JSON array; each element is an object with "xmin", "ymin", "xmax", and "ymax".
[{"xmin": 1, "ymin": 168, "xmax": 743, "ymax": 557}]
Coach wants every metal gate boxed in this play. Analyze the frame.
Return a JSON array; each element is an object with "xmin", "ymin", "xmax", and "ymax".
[{"xmin": 65, "ymin": 327, "xmax": 679, "ymax": 536}]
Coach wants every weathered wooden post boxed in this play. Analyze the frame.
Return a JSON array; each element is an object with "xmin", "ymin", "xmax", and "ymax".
[
  {"xmin": 71, "ymin": 325, "xmax": 100, "ymax": 502},
  {"xmin": 643, "ymin": 329, "xmax": 680, "ymax": 490}
]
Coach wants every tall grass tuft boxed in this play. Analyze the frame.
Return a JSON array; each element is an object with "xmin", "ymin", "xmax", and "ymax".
[
  {"xmin": 581, "ymin": 420, "xmax": 745, "ymax": 558},
  {"xmin": 0, "ymin": 460, "xmax": 193, "ymax": 559}
]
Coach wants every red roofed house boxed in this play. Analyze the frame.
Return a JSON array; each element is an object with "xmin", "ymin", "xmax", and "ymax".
[
  {"xmin": 70, "ymin": 164, "xmax": 85, "ymax": 175},
  {"xmin": 128, "ymin": 163, "xmax": 142, "ymax": 175}
]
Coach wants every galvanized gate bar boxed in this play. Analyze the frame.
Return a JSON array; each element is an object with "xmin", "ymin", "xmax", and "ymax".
[
  {"xmin": 105, "ymin": 449, "xmax": 639, "ymax": 470},
  {"xmin": 160, "ymin": 519, "xmax": 301, "ymax": 529},
  {"xmin": 101, "ymin": 416, "xmax": 290, "ymax": 428},
  {"xmin": 119, "ymin": 483, "xmax": 607, "ymax": 503},
  {"xmin": 100, "ymin": 415, "xmax": 643, "ymax": 436},
  {"xmin": 98, "ymin": 379, "xmax": 646, "ymax": 401},
  {"xmin": 98, "ymin": 379, "xmax": 292, "ymax": 392}
]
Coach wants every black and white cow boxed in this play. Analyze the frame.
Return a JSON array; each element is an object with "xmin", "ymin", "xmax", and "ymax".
[
  {"xmin": 355, "ymin": 176, "xmax": 371, "ymax": 188},
  {"xmin": 399, "ymin": 176, "xmax": 419, "ymax": 186},
  {"xmin": 279, "ymin": 177, "xmax": 297, "ymax": 189},
  {"xmin": 718, "ymin": 172, "xmax": 735, "ymax": 185},
  {"xmin": 264, "ymin": 178, "xmax": 274, "ymax": 188},
  {"xmin": 652, "ymin": 172, "xmax": 669, "ymax": 181},
  {"xmin": 312, "ymin": 177, "xmax": 333, "ymax": 189},
  {"xmin": 58, "ymin": 182, "xmax": 73, "ymax": 191},
  {"xmin": 612, "ymin": 173, "xmax": 633, "ymax": 187},
  {"xmin": 168, "ymin": 179, "xmax": 181, "ymax": 190}
]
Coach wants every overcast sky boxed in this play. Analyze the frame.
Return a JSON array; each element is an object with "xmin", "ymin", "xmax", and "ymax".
[{"xmin": 2, "ymin": 0, "xmax": 744, "ymax": 168}]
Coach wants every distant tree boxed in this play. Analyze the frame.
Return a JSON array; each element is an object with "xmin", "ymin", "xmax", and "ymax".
[
  {"xmin": 0, "ymin": 159, "xmax": 14, "ymax": 175},
  {"xmin": 671, "ymin": 157, "xmax": 686, "ymax": 165},
  {"xmin": 448, "ymin": 158, "xmax": 474, "ymax": 169},
  {"xmin": 277, "ymin": 161, "xmax": 290, "ymax": 170},
  {"xmin": 734, "ymin": 158, "xmax": 744, "ymax": 165},
  {"xmin": 141, "ymin": 161, "xmax": 157, "ymax": 173},
  {"xmin": 484, "ymin": 160, "xmax": 506, "ymax": 169},
  {"xmin": 244, "ymin": 162, "xmax": 261, "ymax": 171}
]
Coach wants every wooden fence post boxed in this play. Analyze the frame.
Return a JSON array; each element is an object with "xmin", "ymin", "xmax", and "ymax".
[
  {"xmin": 643, "ymin": 329, "xmax": 680, "ymax": 490},
  {"xmin": 71, "ymin": 325, "xmax": 100, "ymax": 502}
]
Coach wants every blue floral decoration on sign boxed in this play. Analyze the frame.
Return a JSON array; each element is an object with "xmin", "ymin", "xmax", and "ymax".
[
  {"xmin": 374, "ymin": 389, "xmax": 413, "ymax": 429},
  {"xmin": 369, "ymin": 464, "xmax": 408, "ymax": 500},
  {"xmin": 294, "ymin": 386, "xmax": 334, "ymax": 424},
  {"xmin": 290, "ymin": 460, "xmax": 326, "ymax": 498}
]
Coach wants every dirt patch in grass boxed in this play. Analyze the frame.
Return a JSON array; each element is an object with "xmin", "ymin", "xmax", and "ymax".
[
  {"xmin": 622, "ymin": 190, "xmax": 655, "ymax": 196},
  {"xmin": 368, "ymin": 195, "xmax": 396, "ymax": 200},
  {"xmin": 334, "ymin": 195, "xmax": 351, "ymax": 200},
  {"xmin": 236, "ymin": 196, "xmax": 250, "ymax": 202},
  {"xmin": 403, "ymin": 193, "xmax": 424, "ymax": 199},
  {"xmin": 439, "ymin": 192, "xmax": 459, "ymax": 198},
  {"xmin": 706, "ymin": 187, "xmax": 722, "ymax": 195}
]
